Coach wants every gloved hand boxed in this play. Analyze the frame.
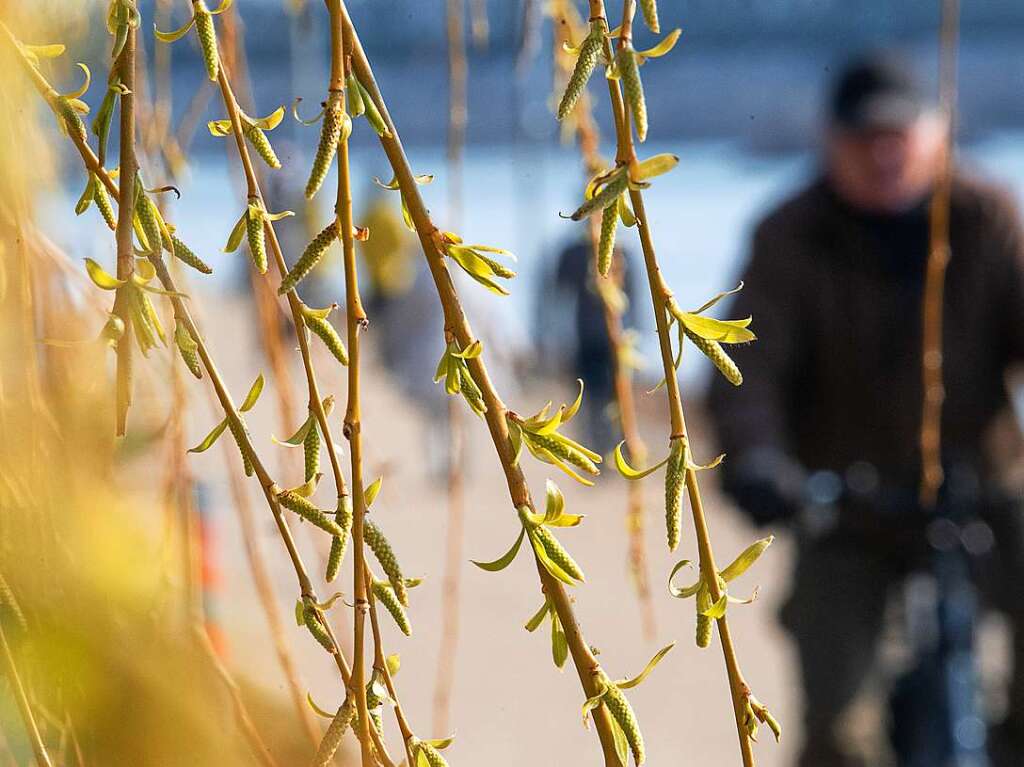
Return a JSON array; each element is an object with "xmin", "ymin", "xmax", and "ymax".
[{"xmin": 720, "ymin": 447, "xmax": 806, "ymax": 528}]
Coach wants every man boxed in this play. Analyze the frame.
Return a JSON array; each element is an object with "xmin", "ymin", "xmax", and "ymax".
[{"xmin": 708, "ymin": 54, "xmax": 1024, "ymax": 766}]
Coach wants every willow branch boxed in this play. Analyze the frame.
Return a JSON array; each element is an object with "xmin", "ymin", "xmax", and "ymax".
[
  {"xmin": 0, "ymin": 620, "xmax": 52, "ymax": 767},
  {"xmin": 339, "ymin": 3, "xmax": 622, "ymax": 763}
]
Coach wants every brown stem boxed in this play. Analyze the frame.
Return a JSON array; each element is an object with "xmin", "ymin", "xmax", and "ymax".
[
  {"xmin": 919, "ymin": 0, "xmax": 959, "ymax": 508},
  {"xmin": 113, "ymin": 25, "xmax": 138, "ymax": 436},
  {"xmin": 338, "ymin": 4, "xmax": 623, "ymax": 763}
]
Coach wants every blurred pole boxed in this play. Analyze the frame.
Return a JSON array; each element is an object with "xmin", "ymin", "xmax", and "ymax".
[
  {"xmin": 434, "ymin": 0, "xmax": 468, "ymax": 739},
  {"xmin": 919, "ymin": 0, "xmax": 960, "ymax": 509}
]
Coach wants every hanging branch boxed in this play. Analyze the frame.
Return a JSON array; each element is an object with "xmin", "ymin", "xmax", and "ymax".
[
  {"xmin": 919, "ymin": 0, "xmax": 960, "ymax": 508},
  {"xmin": 0, "ymin": 614, "xmax": 53, "ymax": 767}
]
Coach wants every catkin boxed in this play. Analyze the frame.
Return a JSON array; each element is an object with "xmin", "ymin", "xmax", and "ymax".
[
  {"xmin": 306, "ymin": 92, "xmax": 343, "ymax": 200},
  {"xmin": 597, "ymin": 202, "xmax": 617, "ymax": 277},
  {"xmin": 246, "ymin": 206, "xmax": 267, "ymax": 274},
  {"xmin": 305, "ymin": 315, "xmax": 349, "ymax": 365},
  {"xmin": 414, "ymin": 742, "xmax": 449, "ymax": 767},
  {"xmin": 664, "ymin": 439, "xmax": 685, "ymax": 551},
  {"xmin": 277, "ymin": 490, "xmax": 345, "ymax": 536},
  {"xmin": 279, "ymin": 221, "xmax": 339, "ymax": 294},
  {"xmin": 194, "ymin": 4, "xmax": 220, "ymax": 81},
  {"xmin": 175, "ymin": 323, "xmax": 203, "ymax": 379},
  {"xmin": 617, "ymin": 48, "xmax": 648, "ymax": 142},
  {"xmin": 639, "ymin": 0, "xmax": 660, "ymax": 33},
  {"xmin": 571, "ymin": 173, "xmax": 627, "ymax": 221},
  {"xmin": 55, "ymin": 97, "xmax": 88, "ymax": 142},
  {"xmin": 93, "ymin": 177, "xmax": 116, "ymax": 230},
  {"xmin": 0, "ymin": 573, "xmax": 27, "ymax": 631},
  {"xmin": 312, "ymin": 697, "xmax": 355, "ymax": 767},
  {"xmin": 303, "ymin": 422, "xmax": 320, "ymax": 483},
  {"xmin": 475, "ymin": 252, "xmax": 516, "ymax": 279},
  {"xmin": 528, "ymin": 432, "xmax": 599, "ymax": 476},
  {"xmin": 372, "ymin": 580, "xmax": 411, "ymax": 635},
  {"xmin": 557, "ymin": 19, "xmax": 607, "ymax": 120},
  {"xmin": 533, "ymin": 525, "xmax": 585, "ymax": 582},
  {"xmin": 457, "ymin": 366, "xmax": 487, "ymax": 415},
  {"xmin": 243, "ymin": 122, "xmax": 281, "ymax": 169},
  {"xmin": 227, "ymin": 416, "xmax": 254, "ymax": 476},
  {"xmin": 168, "ymin": 235, "xmax": 213, "ymax": 274},
  {"xmin": 695, "ymin": 583, "xmax": 713, "ymax": 648},
  {"xmin": 136, "ymin": 193, "xmax": 162, "ymax": 254},
  {"xmin": 603, "ymin": 684, "xmax": 645, "ymax": 765},
  {"xmin": 326, "ymin": 496, "xmax": 353, "ymax": 582},
  {"xmin": 684, "ymin": 328, "xmax": 742, "ymax": 385},
  {"xmin": 364, "ymin": 520, "xmax": 408, "ymax": 606},
  {"xmin": 303, "ymin": 604, "xmax": 335, "ymax": 653}
]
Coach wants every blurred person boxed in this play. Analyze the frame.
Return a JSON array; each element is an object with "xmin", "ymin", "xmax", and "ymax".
[
  {"xmin": 551, "ymin": 233, "xmax": 638, "ymax": 453},
  {"xmin": 709, "ymin": 54, "xmax": 1024, "ymax": 767}
]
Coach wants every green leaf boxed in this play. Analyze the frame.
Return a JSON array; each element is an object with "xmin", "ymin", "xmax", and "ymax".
[
  {"xmin": 85, "ymin": 258, "xmax": 125, "ymax": 290},
  {"xmin": 610, "ymin": 712, "xmax": 630, "ymax": 767},
  {"xmin": 209, "ymin": 0, "xmax": 234, "ymax": 15},
  {"xmin": 720, "ymin": 536, "xmax": 774, "ymax": 583},
  {"xmin": 562, "ymin": 378, "xmax": 584, "ymax": 423},
  {"xmin": 188, "ymin": 418, "xmax": 228, "ymax": 453},
  {"xmin": 425, "ymin": 736, "xmax": 455, "ymax": 750},
  {"xmin": 305, "ymin": 692, "xmax": 334, "ymax": 719},
  {"xmin": 207, "ymin": 118, "xmax": 233, "ymax": 137},
  {"xmin": 364, "ymin": 476, "xmax": 383, "ymax": 507},
  {"xmin": 386, "ymin": 653, "xmax": 401, "ymax": 676},
  {"xmin": 450, "ymin": 339, "xmax": 482, "ymax": 359},
  {"xmin": 508, "ymin": 419, "xmax": 524, "ymax": 465},
  {"xmin": 471, "ymin": 527, "xmax": 525, "ymax": 572},
  {"xmin": 524, "ymin": 600, "xmax": 550, "ymax": 632},
  {"xmin": 75, "ymin": 177, "xmax": 95, "ymax": 215},
  {"xmin": 153, "ymin": 16, "xmax": 195, "ymax": 43},
  {"xmin": 692, "ymin": 282, "xmax": 744, "ymax": 314},
  {"xmin": 252, "ymin": 106, "xmax": 285, "ymax": 131},
  {"xmin": 614, "ymin": 442, "xmax": 669, "ymax": 480},
  {"xmin": 677, "ymin": 312, "xmax": 755, "ymax": 344},
  {"xmin": 668, "ymin": 560, "xmax": 702, "ymax": 599},
  {"xmin": 527, "ymin": 529, "xmax": 578, "ymax": 586},
  {"xmin": 703, "ymin": 593, "xmax": 729, "ymax": 619},
  {"xmin": 615, "ymin": 643, "xmax": 675, "ymax": 689},
  {"xmin": 551, "ymin": 612, "xmax": 568, "ymax": 669},
  {"xmin": 543, "ymin": 480, "xmax": 565, "ymax": 522},
  {"xmin": 62, "ymin": 62, "xmax": 91, "ymax": 100},
  {"xmin": 636, "ymin": 28, "xmax": 682, "ymax": 59},
  {"xmin": 632, "ymin": 153, "xmax": 679, "ymax": 181},
  {"xmin": 239, "ymin": 374, "xmax": 264, "ymax": 412},
  {"xmin": 274, "ymin": 414, "xmax": 315, "ymax": 446},
  {"xmin": 581, "ymin": 687, "xmax": 608, "ymax": 727},
  {"xmin": 224, "ymin": 210, "xmax": 247, "ymax": 252},
  {"xmin": 416, "ymin": 749, "xmax": 430, "ymax": 767}
]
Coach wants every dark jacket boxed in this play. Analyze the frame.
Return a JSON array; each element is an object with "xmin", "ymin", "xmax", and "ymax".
[{"xmin": 709, "ymin": 172, "xmax": 1024, "ymax": 515}]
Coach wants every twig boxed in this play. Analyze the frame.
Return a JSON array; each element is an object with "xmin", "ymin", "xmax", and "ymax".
[
  {"xmin": 919, "ymin": 0, "xmax": 960, "ymax": 508},
  {"xmin": 0, "ymin": 611, "xmax": 53, "ymax": 767}
]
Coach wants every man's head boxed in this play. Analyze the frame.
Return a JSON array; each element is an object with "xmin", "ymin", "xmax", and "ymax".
[{"xmin": 825, "ymin": 54, "xmax": 947, "ymax": 214}]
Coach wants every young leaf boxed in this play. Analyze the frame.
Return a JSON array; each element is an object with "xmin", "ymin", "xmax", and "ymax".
[
  {"xmin": 364, "ymin": 476, "xmax": 383, "ymax": 507},
  {"xmin": 239, "ymin": 374, "xmax": 264, "ymax": 412},
  {"xmin": 615, "ymin": 643, "xmax": 675, "ymax": 689},
  {"xmin": 614, "ymin": 442, "xmax": 669, "ymax": 480},
  {"xmin": 720, "ymin": 536, "xmax": 774, "ymax": 583},
  {"xmin": 471, "ymin": 527, "xmax": 525, "ymax": 572},
  {"xmin": 85, "ymin": 258, "xmax": 125, "ymax": 290},
  {"xmin": 188, "ymin": 418, "xmax": 229, "ymax": 453}
]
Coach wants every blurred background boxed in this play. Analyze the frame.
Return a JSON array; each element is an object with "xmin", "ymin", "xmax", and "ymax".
[{"xmin": 3, "ymin": 1, "xmax": 1024, "ymax": 766}]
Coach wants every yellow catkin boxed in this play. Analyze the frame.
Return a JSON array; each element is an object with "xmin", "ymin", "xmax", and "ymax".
[
  {"xmin": 306, "ymin": 92, "xmax": 343, "ymax": 200},
  {"xmin": 664, "ymin": 439, "xmax": 685, "ymax": 551},
  {"xmin": 617, "ymin": 48, "xmax": 648, "ymax": 142},
  {"xmin": 305, "ymin": 315, "xmax": 348, "ymax": 365},
  {"xmin": 326, "ymin": 496, "xmax": 353, "ymax": 583},
  {"xmin": 303, "ymin": 422, "xmax": 320, "ymax": 483},
  {"xmin": 557, "ymin": 19, "xmax": 607, "ymax": 120},
  {"xmin": 414, "ymin": 742, "xmax": 449, "ymax": 767},
  {"xmin": 695, "ymin": 583, "xmax": 713, "ymax": 648},
  {"xmin": 0, "ymin": 573, "xmax": 27, "ymax": 631},
  {"xmin": 243, "ymin": 122, "xmax": 281, "ymax": 169},
  {"xmin": 476, "ymin": 252, "xmax": 516, "ymax": 279},
  {"xmin": 168, "ymin": 235, "xmax": 212, "ymax": 274},
  {"xmin": 55, "ymin": 97, "xmax": 88, "ymax": 142},
  {"xmin": 364, "ymin": 520, "xmax": 407, "ymax": 606},
  {"xmin": 227, "ymin": 416, "xmax": 254, "ymax": 476},
  {"xmin": 532, "ymin": 525, "xmax": 585, "ymax": 582},
  {"xmin": 603, "ymin": 683, "xmax": 645, "ymax": 765},
  {"xmin": 194, "ymin": 4, "xmax": 220, "ymax": 82},
  {"xmin": 457, "ymin": 365, "xmax": 487, "ymax": 415},
  {"xmin": 597, "ymin": 202, "xmax": 617, "ymax": 277},
  {"xmin": 528, "ymin": 432, "xmax": 599, "ymax": 476},
  {"xmin": 279, "ymin": 221, "xmax": 339, "ymax": 294},
  {"xmin": 303, "ymin": 603, "xmax": 335, "ymax": 653},
  {"xmin": 246, "ymin": 206, "xmax": 267, "ymax": 274},
  {"xmin": 136, "ymin": 193, "xmax": 162, "ymax": 255},
  {"xmin": 175, "ymin": 322, "xmax": 203, "ymax": 379},
  {"xmin": 571, "ymin": 172, "xmax": 627, "ymax": 221},
  {"xmin": 639, "ymin": 0, "xmax": 660, "ymax": 33},
  {"xmin": 684, "ymin": 328, "xmax": 743, "ymax": 385},
  {"xmin": 93, "ymin": 177, "xmax": 116, "ymax": 230},
  {"xmin": 312, "ymin": 697, "xmax": 355, "ymax": 767},
  {"xmin": 277, "ymin": 490, "xmax": 345, "ymax": 536},
  {"xmin": 372, "ymin": 580, "xmax": 411, "ymax": 635}
]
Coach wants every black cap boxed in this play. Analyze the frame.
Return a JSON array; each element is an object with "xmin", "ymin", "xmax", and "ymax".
[{"xmin": 830, "ymin": 53, "xmax": 933, "ymax": 130}]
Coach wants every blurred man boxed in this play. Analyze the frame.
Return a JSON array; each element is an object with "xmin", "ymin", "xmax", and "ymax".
[{"xmin": 709, "ymin": 54, "xmax": 1024, "ymax": 766}]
